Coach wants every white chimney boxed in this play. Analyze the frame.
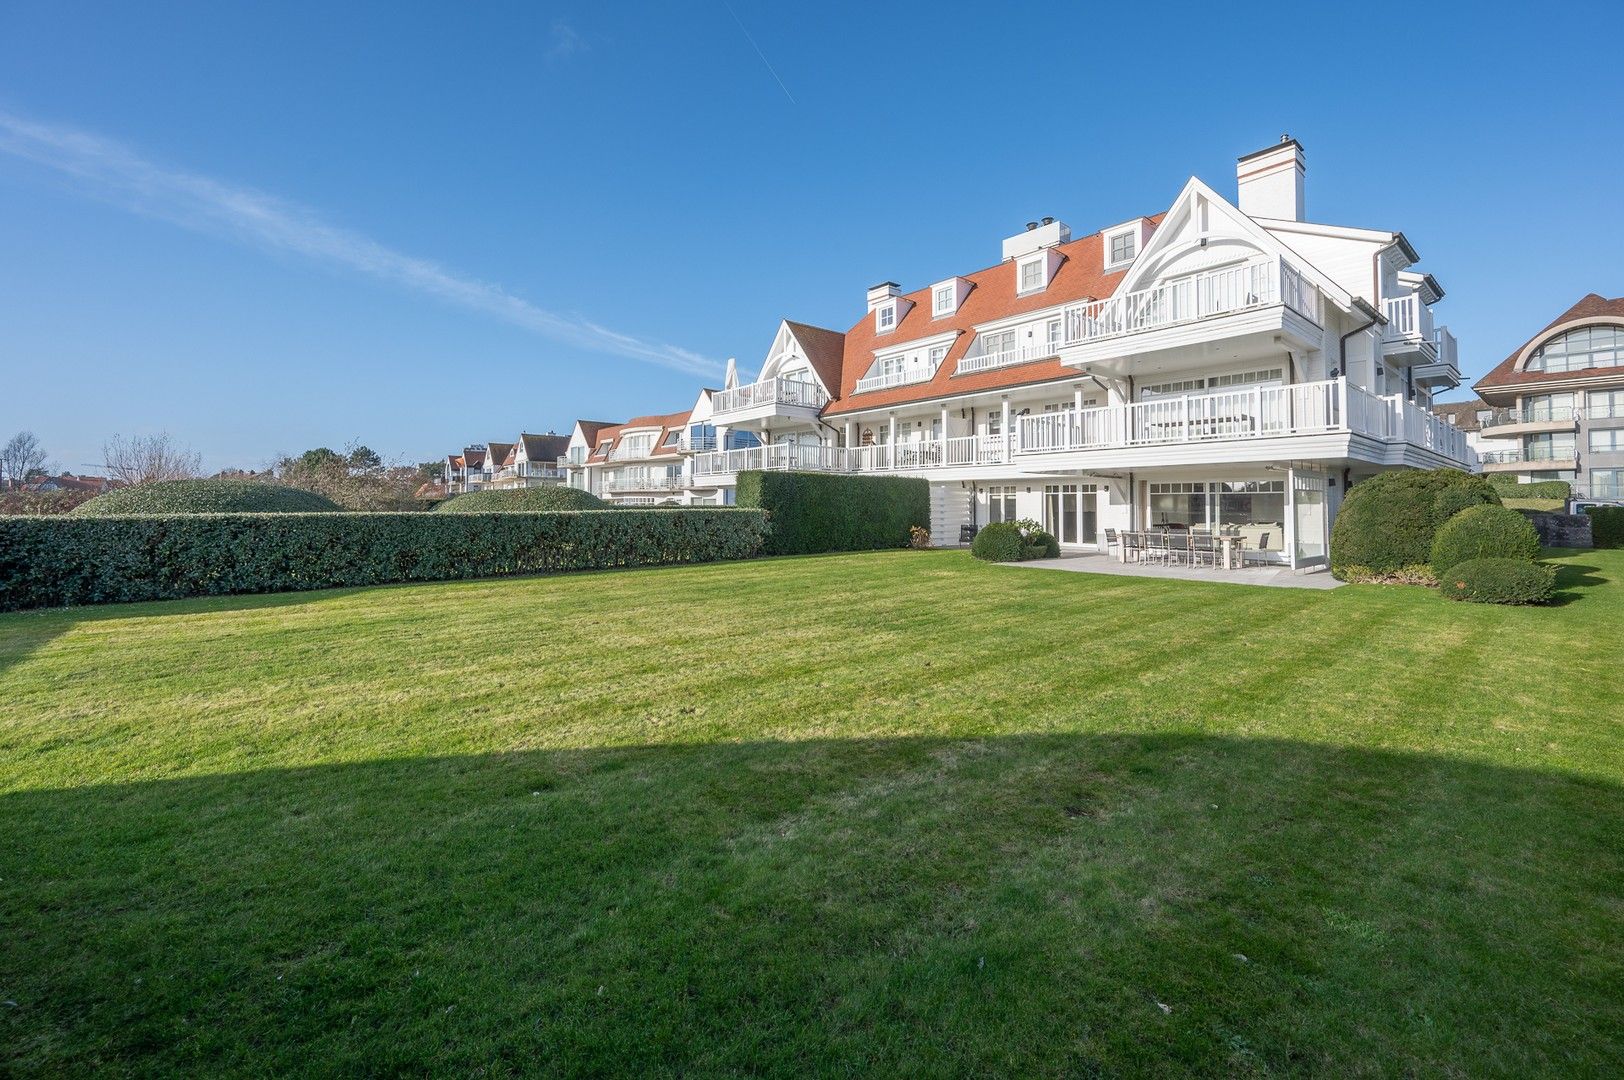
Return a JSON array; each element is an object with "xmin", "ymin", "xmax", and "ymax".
[
  {"xmin": 866, "ymin": 281, "xmax": 901, "ymax": 311},
  {"xmin": 1002, "ymin": 217, "xmax": 1070, "ymax": 262},
  {"xmin": 1236, "ymin": 136, "xmax": 1305, "ymax": 221}
]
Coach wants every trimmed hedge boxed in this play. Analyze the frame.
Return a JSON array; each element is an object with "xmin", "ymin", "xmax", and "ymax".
[
  {"xmin": 1331, "ymin": 469, "xmax": 1500, "ymax": 581},
  {"xmin": 736, "ymin": 470, "xmax": 929, "ymax": 556},
  {"xmin": 1490, "ymin": 478, "xmax": 1571, "ymax": 500},
  {"xmin": 971, "ymin": 522, "xmax": 1025, "ymax": 562},
  {"xmin": 1438, "ymin": 558, "xmax": 1556, "ymax": 605},
  {"xmin": 1585, "ymin": 506, "xmax": 1624, "ymax": 549},
  {"xmin": 1431, "ymin": 504, "xmax": 1542, "ymax": 577},
  {"xmin": 0, "ymin": 509, "xmax": 768, "ymax": 611},
  {"xmin": 433, "ymin": 487, "xmax": 607, "ymax": 513},
  {"xmin": 73, "ymin": 479, "xmax": 340, "ymax": 516}
]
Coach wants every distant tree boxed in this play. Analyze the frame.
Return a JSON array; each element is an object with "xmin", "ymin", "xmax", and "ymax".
[
  {"xmin": 1, "ymin": 431, "xmax": 48, "ymax": 489},
  {"xmin": 102, "ymin": 433, "xmax": 203, "ymax": 486},
  {"xmin": 274, "ymin": 440, "xmax": 421, "ymax": 511}
]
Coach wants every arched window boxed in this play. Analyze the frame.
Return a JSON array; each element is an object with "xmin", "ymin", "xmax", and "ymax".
[{"xmin": 1526, "ymin": 324, "xmax": 1624, "ymax": 373}]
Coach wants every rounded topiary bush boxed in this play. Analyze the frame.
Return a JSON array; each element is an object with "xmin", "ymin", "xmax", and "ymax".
[
  {"xmin": 433, "ymin": 487, "xmax": 608, "ymax": 513},
  {"xmin": 1330, "ymin": 469, "xmax": 1501, "ymax": 581},
  {"xmin": 1438, "ymin": 557, "xmax": 1556, "ymax": 604},
  {"xmin": 72, "ymin": 479, "xmax": 341, "ymax": 515},
  {"xmin": 971, "ymin": 522, "xmax": 1025, "ymax": 562},
  {"xmin": 1431, "ymin": 504, "xmax": 1542, "ymax": 577},
  {"xmin": 1025, "ymin": 530, "xmax": 1061, "ymax": 559}
]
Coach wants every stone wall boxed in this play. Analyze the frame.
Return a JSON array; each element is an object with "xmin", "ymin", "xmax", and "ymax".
[{"xmin": 1517, "ymin": 511, "xmax": 1593, "ymax": 549}]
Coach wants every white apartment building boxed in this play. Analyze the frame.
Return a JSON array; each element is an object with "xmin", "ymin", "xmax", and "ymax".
[
  {"xmin": 443, "ymin": 433, "xmax": 569, "ymax": 494},
  {"xmin": 1472, "ymin": 294, "xmax": 1624, "ymax": 499},
  {"xmin": 676, "ymin": 137, "xmax": 1471, "ymax": 568}
]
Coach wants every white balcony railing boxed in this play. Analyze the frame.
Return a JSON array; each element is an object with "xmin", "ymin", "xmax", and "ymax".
[
  {"xmin": 1382, "ymin": 293, "xmax": 1436, "ymax": 347},
  {"xmin": 1058, "ymin": 256, "xmax": 1321, "ymax": 348},
  {"xmin": 854, "ymin": 361, "xmax": 941, "ymax": 394},
  {"xmin": 711, "ymin": 377, "xmax": 828, "ymax": 416},
  {"xmin": 691, "ymin": 434, "xmax": 1012, "ymax": 477},
  {"xmin": 957, "ymin": 341, "xmax": 1060, "ymax": 376},
  {"xmin": 606, "ymin": 472, "xmax": 686, "ymax": 492},
  {"xmin": 1016, "ymin": 377, "xmax": 1474, "ymax": 465},
  {"xmin": 1431, "ymin": 326, "xmax": 1458, "ymax": 369}
]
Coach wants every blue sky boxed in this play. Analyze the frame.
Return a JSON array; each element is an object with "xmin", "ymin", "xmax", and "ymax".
[{"xmin": 2, "ymin": 1, "xmax": 1622, "ymax": 473}]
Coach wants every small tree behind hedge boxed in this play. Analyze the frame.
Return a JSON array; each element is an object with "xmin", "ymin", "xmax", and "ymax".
[
  {"xmin": 434, "ymin": 487, "xmax": 607, "ymax": 513},
  {"xmin": 736, "ymin": 471, "xmax": 928, "ymax": 555},
  {"xmin": 1431, "ymin": 504, "xmax": 1542, "ymax": 577},
  {"xmin": 1331, "ymin": 469, "xmax": 1500, "ymax": 580},
  {"xmin": 73, "ymin": 479, "xmax": 341, "ymax": 516},
  {"xmin": 1438, "ymin": 558, "xmax": 1556, "ymax": 604}
]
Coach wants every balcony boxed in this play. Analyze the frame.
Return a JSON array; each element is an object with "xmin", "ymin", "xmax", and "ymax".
[
  {"xmin": 1478, "ymin": 406, "xmax": 1580, "ymax": 439},
  {"xmin": 710, "ymin": 377, "xmax": 829, "ymax": 423},
  {"xmin": 691, "ymin": 435, "xmax": 1011, "ymax": 477},
  {"xmin": 1055, "ymin": 256, "xmax": 1323, "ymax": 371},
  {"xmin": 957, "ymin": 341, "xmax": 1059, "ymax": 376},
  {"xmin": 855, "ymin": 360, "xmax": 942, "ymax": 394},
  {"xmin": 1016, "ymin": 377, "xmax": 1475, "ymax": 467},
  {"xmin": 1478, "ymin": 447, "xmax": 1578, "ymax": 473},
  {"xmin": 606, "ymin": 472, "xmax": 686, "ymax": 492}
]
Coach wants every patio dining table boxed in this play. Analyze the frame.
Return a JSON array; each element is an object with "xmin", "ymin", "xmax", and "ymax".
[{"xmin": 1117, "ymin": 530, "xmax": 1246, "ymax": 570}]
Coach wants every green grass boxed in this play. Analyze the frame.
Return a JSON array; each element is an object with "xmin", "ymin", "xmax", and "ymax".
[{"xmin": 3, "ymin": 550, "xmax": 1621, "ymax": 1077}]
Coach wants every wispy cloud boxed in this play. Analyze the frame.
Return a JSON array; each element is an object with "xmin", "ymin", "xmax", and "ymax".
[
  {"xmin": 0, "ymin": 108, "xmax": 718, "ymax": 377},
  {"xmin": 546, "ymin": 18, "xmax": 588, "ymax": 61}
]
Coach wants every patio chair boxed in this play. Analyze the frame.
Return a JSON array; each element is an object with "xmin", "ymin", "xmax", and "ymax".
[
  {"xmin": 1104, "ymin": 527, "xmax": 1119, "ymax": 555},
  {"xmin": 1166, "ymin": 533, "xmax": 1191, "ymax": 567},
  {"xmin": 1122, "ymin": 531, "xmax": 1141, "ymax": 562},
  {"xmin": 1191, "ymin": 534, "xmax": 1217, "ymax": 568}
]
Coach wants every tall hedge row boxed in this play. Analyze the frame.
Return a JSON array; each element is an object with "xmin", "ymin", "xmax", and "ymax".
[
  {"xmin": 1490, "ymin": 478, "xmax": 1571, "ymax": 501},
  {"xmin": 0, "ymin": 509, "xmax": 768, "ymax": 611},
  {"xmin": 735, "ymin": 470, "xmax": 929, "ymax": 556},
  {"xmin": 433, "ymin": 487, "xmax": 608, "ymax": 513},
  {"xmin": 1585, "ymin": 506, "xmax": 1624, "ymax": 549}
]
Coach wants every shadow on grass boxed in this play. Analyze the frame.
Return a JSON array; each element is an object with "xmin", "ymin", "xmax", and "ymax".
[
  {"xmin": 1547, "ymin": 561, "xmax": 1609, "ymax": 605},
  {"xmin": 3, "ymin": 734, "xmax": 1618, "ymax": 1077}
]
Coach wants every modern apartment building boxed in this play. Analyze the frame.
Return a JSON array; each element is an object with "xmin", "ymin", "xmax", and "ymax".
[
  {"xmin": 1473, "ymin": 294, "xmax": 1624, "ymax": 499},
  {"xmin": 680, "ymin": 137, "xmax": 1471, "ymax": 567}
]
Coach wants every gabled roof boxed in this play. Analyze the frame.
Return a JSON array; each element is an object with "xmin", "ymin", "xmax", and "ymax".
[
  {"xmin": 462, "ymin": 447, "xmax": 487, "ymax": 469},
  {"xmin": 1476, "ymin": 294, "xmax": 1624, "ymax": 391},
  {"xmin": 782, "ymin": 320, "xmax": 847, "ymax": 395},
  {"xmin": 823, "ymin": 224, "xmax": 1156, "ymax": 416},
  {"xmin": 1430, "ymin": 398, "xmax": 1490, "ymax": 431},
  {"xmin": 573, "ymin": 420, "xmax": 619, "ymax": 445},
  {"xmin": 520, "ymin": 433, "xmax": 569, "ymax": 462},
  {"xmin": 588, "ymin": 409, "xmax": 695, "ymax": 461},
  {"xmin": 487, "ymin": 442, "xmax": 515, "ymax": 469}
]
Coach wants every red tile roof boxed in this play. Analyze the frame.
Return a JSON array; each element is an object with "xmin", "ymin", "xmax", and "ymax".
[
  {"xmin": 1475, "ymin": 293, "xmax": 1624, "ymax": 392},
  {"xmin": 822, "ymin": 222, "xmax": 1156, "ymax": 416},
  {"xmin": 588, "ymin": 409, "xmax": 694, "ymax": 461},
  {"xmin": 784, "ymin": 320, "xmax": 847, "ymax": 395}
]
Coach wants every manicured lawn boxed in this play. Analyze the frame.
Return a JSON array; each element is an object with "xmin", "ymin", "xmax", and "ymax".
[{"xmin": 2, "ymin": 550, "xmax": 1621, "ymax": 1076}]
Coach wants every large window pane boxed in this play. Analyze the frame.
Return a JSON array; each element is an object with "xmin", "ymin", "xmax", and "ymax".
[{"xmin": 1216, "ymin": 480, "xmax": 1285, "ymax": 552}]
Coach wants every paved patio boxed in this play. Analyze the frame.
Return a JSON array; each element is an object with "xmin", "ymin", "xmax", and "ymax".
[{"xmin": 1009, "ymin": 552, "xmax": 1344, "ymax": 589}]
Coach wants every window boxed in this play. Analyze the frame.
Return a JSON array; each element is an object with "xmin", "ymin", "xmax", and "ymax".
[
  {"xmin": 1590, "ymin": 389, "xmax": 1624, "ymax": 419},
  {"xmin": 877, "ymin": 353, "xmax": 906, "ymax": 377},
  {"xmin": 1590, "ymin": 428, "xmax": 1624, "ymax": 453},
  {"xmin": 1524, "ymin": 393, "xmax": 1575, "ymax": 421},
  {"xmin": 1475, "ymin": 410, "xmax": 1492, "ymax": 425},
  {"xmin": 1526, "ymin": 324, "xmax": 1624, "ymax": 372},
  {"xmin": 1592, "ymin": 469, "xmax": 1623, "ymax": 498},
  {"xmin": 934, "ymin": 284, "xmax": 954, "ymax": 315},
  {"xmin": 877, "ymin": 304, "xmax": 896, "ymax": 331},
  {"xmin": 987, "ymin": 486, "xmax": 1017, "ymax": 524},
  {"xmin": 1018, "ymin": 259, "xmax": 1045, "ymax": 293},
  {"xmin": 724, "ymin": 429, "xmax": 761, "ymax": 450},
  {"xmin": 663, "ymin": 430, "xmax": 681, "ymax": 447},
  {"xmin": 980, "ymin": 328, "xmax": 1017, "ymax": 360},
  {"xmin": 986, "ymin": 410, "xmax": 1003, "ymax": 437},
  {"xmin": 1527, "ymin": 433, "xmax": 1575, "ymax": 461},
  {"xmin": 1046, "ymin": 318, "xmax": 1062, "ymax": 351},
  {"xmin": 1108, "ymin": 230, "xmax": 1136, "ymax": 266},
  {"xmin": 928, "ymin": 343, "xmax": 949, "ymax": 368},
  {"xmin": 688, "ymin": 423, "xmax": 717, "ymax": 452}
]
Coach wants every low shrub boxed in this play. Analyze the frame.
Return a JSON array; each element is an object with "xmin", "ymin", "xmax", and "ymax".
[
  {"xmin": 736, "ymin": 471, "xmax": 929, "ymax": 556},
  {"xmin": 1438, "ymin": 558, "xmax": 1556, "ymax": 605},
  {"xmin": 0, "ymin": 509, "xmax": 769, "ymax": 611},
  {"xmin": 909, "ymin": 525, "xmax": 932, "ymax": 549},
  {"xmin": 970, "ymin": 522, "xmax": 1025, "ymax": 562},
  {"xmin": 1431, "ymin": 504, "xmax": 1542, "ymax": 577},
  {"xmin": 1490, "ymin": 478, "xmax": 1571, "ymax": 501},
  {"xmin": 433, "ymin": 486, "xmax": 607, "ymax": 512},
  {"xmin": 1026, "ymin": 530, "xmax": 1061, "ymax": 559},
  {"xmin": 1331, "ymin": 469, "xmax": 1500, "ymax": 580},
  {"xmin": 73, "ymin": 479, "xmax": 340, "ymax": 516},
  {"xmin": 1585, "ymin": 506, "xmax": 1624, "ymax": 549},
  {"xmin": 1330, "ymin": 564, "xmax": 1437, "ymax": 586}
]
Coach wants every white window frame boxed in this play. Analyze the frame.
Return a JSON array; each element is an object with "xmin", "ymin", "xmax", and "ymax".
[
  {"xmin": 1106, "ymin": 229, "xmax": 1136, "ymax": 268},
  {"xmin": 876, "ymin": 303, "xmax": 896, "ymax": 332},
  {"xmin": 1046, "ymin": 318, "xmax": 1062, "ymax": 350},
  {"xmin": 928, "ymin": 343, "xmax": 949, "ymax": 368},
  {"xmin": 1017, "ymin": 257, "xmax": 1046, "ymax": 295},
  {"xmin": 933, "ymin": 284, "xmax": 954, "ymax": 316}
]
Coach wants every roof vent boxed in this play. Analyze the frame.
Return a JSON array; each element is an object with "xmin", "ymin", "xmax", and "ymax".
[
  {"xmin": 1041, "ymin": 216, "xmax": 1055, "ymax": 226},
  {"xmin": 1025, "ymin": 221, "xmax": 1039, "ymax": 231}
]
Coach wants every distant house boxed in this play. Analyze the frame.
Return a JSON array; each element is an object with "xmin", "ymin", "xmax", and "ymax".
[{"xmin": 29, "ymin": 473, "xmax": 123, "ymax": 494}]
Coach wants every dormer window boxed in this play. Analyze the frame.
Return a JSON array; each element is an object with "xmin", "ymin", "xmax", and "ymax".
[
  {"xmin": 876, "ymin": 303, "xmax": 896, "ymax": 332},
  {"xmin": 933, "ymin": 284, "xmax": 954, "ymax": 316},
  {"xmin": 1105, "ymin": 227, "xmax": 1137, "ymax": 269},
  {"xmin": 1018, "ymin": 258, "xmax": 1045, "ymax": 295}
]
